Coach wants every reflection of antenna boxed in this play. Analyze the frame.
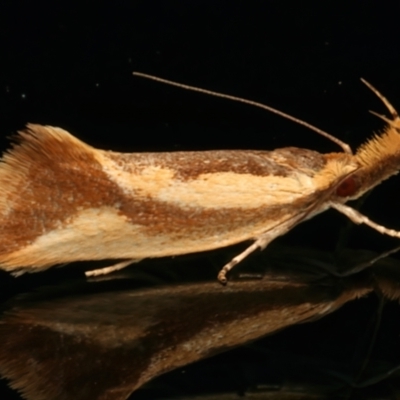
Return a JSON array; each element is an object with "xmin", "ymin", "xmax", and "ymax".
[{"xmin": 133, "ymin": 71, "xmax": 352, "ymax": 154}]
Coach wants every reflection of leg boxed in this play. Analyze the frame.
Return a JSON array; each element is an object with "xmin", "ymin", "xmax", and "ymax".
[{"xmin": 337, "ymin": 245, "xmax": 400, "ymax": 277}]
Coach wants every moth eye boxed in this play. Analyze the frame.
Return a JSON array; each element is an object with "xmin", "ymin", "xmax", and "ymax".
[{"xmin": 336, "ymin": 177, "xmax": 357, "ymax": 197}]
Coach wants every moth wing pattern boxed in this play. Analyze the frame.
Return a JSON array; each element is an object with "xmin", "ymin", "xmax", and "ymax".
[{"xmin": 0, "ymin": 125, "xmax": 355, "ymax": 278}]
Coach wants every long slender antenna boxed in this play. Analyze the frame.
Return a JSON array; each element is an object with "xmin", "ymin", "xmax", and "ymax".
[
  {"xmin": 361, "ymin": 78, "xmax": 400, "ymax": 127},
  {"xmin": 361, "ymin": 78, "xmax": 399, "ymax": 119},
  {"xmin": 133, "ymin": 71, "xmax": 352, "ymax": 154}
]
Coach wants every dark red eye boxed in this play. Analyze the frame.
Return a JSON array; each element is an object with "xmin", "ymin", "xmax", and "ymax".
[{"xmin": 336, "ymin": 177, "xmax": 357, "ymax": 197}]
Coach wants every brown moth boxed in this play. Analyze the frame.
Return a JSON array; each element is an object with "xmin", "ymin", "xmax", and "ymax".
[{"xmin": 0, "ymin": 74, "xmax": 399, "ymax": 282}]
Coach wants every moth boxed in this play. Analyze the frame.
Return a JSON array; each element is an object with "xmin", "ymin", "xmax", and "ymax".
[{"xmin": 0, "ymin": 73, "xmax": 400, "ymax": 283}]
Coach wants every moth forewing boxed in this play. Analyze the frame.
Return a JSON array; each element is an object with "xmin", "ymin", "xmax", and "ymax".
[
  {"xmin": 1, "ymin": 76, "xmax": 400, "ymax": 282},
  {"xmin": 0, "ymin": 130, "xmax": 355, "ymax": 273}
]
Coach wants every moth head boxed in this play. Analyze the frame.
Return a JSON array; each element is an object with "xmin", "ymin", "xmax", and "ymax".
[{"xmin": 346, "ymin": 80, "xmax": 400, "ymax": 199}]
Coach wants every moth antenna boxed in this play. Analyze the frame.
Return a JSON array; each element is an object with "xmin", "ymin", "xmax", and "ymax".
[
  {"xmin": 368, "ymin": 110, "xmax": 398, "ymax": 127},
  {"xmin": 361, "ymin": 78, "xmax": 399, "ymax": 120},
  {"xmin": 133, "ymin": 72, "xmax": 352, "ymax": 154}
]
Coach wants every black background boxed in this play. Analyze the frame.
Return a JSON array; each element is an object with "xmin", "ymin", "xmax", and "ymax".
[{"xmin": 2, "ymin": 1, "xmax": 400, "ymax": 399}]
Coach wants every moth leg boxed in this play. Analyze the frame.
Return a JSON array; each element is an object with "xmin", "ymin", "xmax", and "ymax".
[
  {"xmin": 85, "ymin": 259, "xmax": 141, "ymax": 278},
  {"xmin": 218, "ymin": 214, "xmax": 309, "ymax": 284},
  {"xmin": 217, "ymin": 235, "xmax": 275, "ymax": 284},
  {"xmin": 330, "ymin": 202, "xmax": 400, "ymax": 238}
]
